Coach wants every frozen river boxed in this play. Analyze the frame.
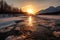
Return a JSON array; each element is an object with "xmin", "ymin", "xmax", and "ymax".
[
  {"xmin": 0, "ymin": 15, "xmax": 60, "ymax": 22},
  {"xmin": 0, "ymin": 15, "xmax": 60, "ymax": 29},
  {"xmin": 0, "ymin": 15, "xmax": 60, "ymax": 25},
  {"xmin": 0, "ymin": 15, "xmax": 60, "ymax": 40}
]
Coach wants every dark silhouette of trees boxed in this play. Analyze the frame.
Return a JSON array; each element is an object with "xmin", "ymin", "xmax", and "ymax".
[
  {"xmin": 0, "ymin": 0, "xmax": 29, "ymax": 17},
  {"xmin": 0, "ymin": 0, "xmax": 19, "ymax": 12}
]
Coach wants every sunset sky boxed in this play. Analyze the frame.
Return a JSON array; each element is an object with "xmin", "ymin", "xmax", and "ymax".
[{"xmin": 5, "ymin": 0, "xmax": 60, "ymax": 12}]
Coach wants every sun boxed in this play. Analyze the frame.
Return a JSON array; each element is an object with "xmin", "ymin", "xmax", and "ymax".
[
  {"xmin": 22, "ymin": 5, "xmax": 37, "ymax": 15},
  {"xmin": 27, "ymin": 8, "xmax": 34, "ymax": 14}
]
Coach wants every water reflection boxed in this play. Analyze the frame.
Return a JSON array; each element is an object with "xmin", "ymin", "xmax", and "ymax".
[
  {"xmin": 27, "ymin": 16, "xmax": 33, "ymax": 26},
  {"xmin": 24, "ymin": 16, "xmax": 37, "ymax": 31}
]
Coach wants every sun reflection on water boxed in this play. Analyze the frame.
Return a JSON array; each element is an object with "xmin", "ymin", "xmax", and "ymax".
[
  {"xmin": 24, "ymin": 15, "xmax": 37, "ymax": 31},
  {"xmin": 28, "ymin": 16, "xmax": 33, "ymax": 26}
]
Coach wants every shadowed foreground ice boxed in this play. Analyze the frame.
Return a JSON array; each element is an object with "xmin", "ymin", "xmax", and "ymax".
[{"xmin": 0, "ymin": 15, "xmax": 60, "ymax": 40}]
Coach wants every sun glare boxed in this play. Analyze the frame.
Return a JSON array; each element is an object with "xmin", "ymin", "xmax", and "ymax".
[
  {"xmin": 27, "ymin": 8, "xmax": 34, "ymax": 14},
  {"xmin": 22, "ymin": 5, "xmax": 37, "ymax": 15}
]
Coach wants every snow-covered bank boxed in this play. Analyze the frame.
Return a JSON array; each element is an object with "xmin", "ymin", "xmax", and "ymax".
[
  {"xmin": 0, "ymin": 16, "xmax": 26, "ymax": 22},
  {"xmin": 38, "ymin": 15, "xmax": 60, "ymax": 19}
]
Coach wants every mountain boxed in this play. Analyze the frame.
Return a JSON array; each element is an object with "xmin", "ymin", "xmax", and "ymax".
[
  {"xmin": 56, "ymin": 6, "xmax": 60, "ymax": 11},
  {"xmin": 45, "ymin": 6, "xmax": 56, "ymax": 12},
  {"xmin": 38, "ymin": 6, "xmax": 60, "ymax": 15}
]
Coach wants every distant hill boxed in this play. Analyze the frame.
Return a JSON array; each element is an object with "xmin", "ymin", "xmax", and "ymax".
[{"xmin": 38, "ymin": 6, "xmax": 60, "ymax": 15}]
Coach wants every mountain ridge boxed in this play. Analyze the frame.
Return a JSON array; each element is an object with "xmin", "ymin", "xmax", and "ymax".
[{"xmin": 38, "ymin": 6, "xmax": 60, "ymax": 15}]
